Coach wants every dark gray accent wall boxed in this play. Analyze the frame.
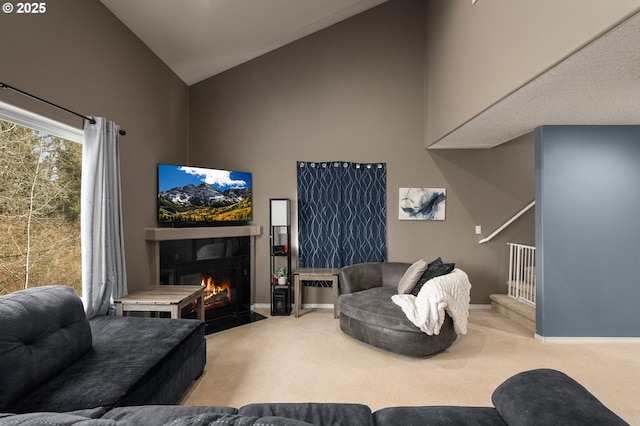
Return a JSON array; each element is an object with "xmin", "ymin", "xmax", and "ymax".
[{"xmin": 535, "ymin": 125, "xmax": 640, "ymax": 337}]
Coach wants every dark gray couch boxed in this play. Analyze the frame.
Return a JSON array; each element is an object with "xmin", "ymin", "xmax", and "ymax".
[
  {"xmin": 0, "ymin": 369, "xmax": 628, "ymax": 425},
  {"xmin": 0, "ymin": 285, "xmax": 206, "ymax": 414},
  {"xmin": 338, "ymin": 262, "xmax": 458, "ymax": 357}
]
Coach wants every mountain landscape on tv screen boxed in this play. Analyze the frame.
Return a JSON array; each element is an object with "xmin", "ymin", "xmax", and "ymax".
[{"xmin": 159, "ymin": 183, "xmax": 252, "ymax": 223}]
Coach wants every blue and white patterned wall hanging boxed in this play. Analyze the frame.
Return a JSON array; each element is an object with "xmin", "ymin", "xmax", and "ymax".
[{"xmin": 399, "ymin": 187, "xmax": 446, "ymax": 221}]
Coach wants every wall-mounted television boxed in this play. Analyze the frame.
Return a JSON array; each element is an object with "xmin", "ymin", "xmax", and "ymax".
[{"xmin": 158, "ymin": 164, "xmax": 252, "ymax": 226}]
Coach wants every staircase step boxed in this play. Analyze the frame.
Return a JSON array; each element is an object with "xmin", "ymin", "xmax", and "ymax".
[{"xmin": 489, "ymin": 294, "xmax": 536, "ymax": 334}]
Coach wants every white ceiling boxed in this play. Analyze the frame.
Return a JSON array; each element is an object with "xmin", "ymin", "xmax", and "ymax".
[
  {"xmin": 429, "ymin": 10, "xmax": 640, "ymax": 149},
  {"xmin": 100, "ymin": 0, "xmax": 388, "ymax": 85}
]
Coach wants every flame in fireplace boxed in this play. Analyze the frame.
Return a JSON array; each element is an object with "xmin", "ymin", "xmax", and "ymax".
[{"xmin": 201, "ymin": 276, "xmax": 232, "ymax": 308}]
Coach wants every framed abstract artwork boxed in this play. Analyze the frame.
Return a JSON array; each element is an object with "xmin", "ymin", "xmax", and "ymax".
[{"xmin": 399, "ymin": 187, "xmax": 446, "ymax": 221}]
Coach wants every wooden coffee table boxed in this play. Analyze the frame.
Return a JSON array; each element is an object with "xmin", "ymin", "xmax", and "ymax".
[{"xmin": 115, "ymin": 285, "xmax": 204, "ymax": 320}]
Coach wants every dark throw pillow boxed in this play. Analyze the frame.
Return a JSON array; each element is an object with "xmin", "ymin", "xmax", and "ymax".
[{"xmin": 410, "ymin": 257, "xmax": 455, "ymax": 296}]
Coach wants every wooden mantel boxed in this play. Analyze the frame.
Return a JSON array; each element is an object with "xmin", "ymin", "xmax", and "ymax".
[
  {"xmin": 144, "ymin": 226, "xmax": 262, "ymax": 301},
  {"xmin": 145, "ymin": 225, "xmax": 261, "ymax": 241}
]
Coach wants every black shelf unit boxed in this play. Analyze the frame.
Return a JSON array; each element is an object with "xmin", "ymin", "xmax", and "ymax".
[{"xmin": 270, "ymin": 198, "xmax": 291, "ymax": 316}]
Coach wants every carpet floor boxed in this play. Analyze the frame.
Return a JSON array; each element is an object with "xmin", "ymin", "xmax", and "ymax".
[{"xmin": 181, "ymin": 307, "xmax": 640, "ymax": 423}]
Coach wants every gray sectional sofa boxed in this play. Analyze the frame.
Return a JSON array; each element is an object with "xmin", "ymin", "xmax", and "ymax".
[
  {"xmin": 0, "ymin": 285, "xmax": 206, "ymax": 414},
  {"xmin": 0, "ymin": 369, "xmax": 629, "ymax": 425},
  {"xmin": 0, "ymin": 286, "xmax": 629, "ymax": 425}
]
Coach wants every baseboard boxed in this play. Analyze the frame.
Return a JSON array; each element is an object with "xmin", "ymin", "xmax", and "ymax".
[
  {"xmin": 256, "ymin": 303, "xmax": 487, "ymax": 310},
  {"xmin": 258, "ymin": 303, "xmax": 491, "ymax": 311},
  {"xmin": 253, "ymin": 303, "xmax": 334, "ymax": 310},
  {"xmin": 535, "ymin": 334, "xmax": 640, "ymax": 343},
  {"xmin": 297, "ymin": 303, "xmax": 334, "ymax": 309},
  {"xmin": 470, "ymin": 304, "xmax": 491, "ymax": 310}
]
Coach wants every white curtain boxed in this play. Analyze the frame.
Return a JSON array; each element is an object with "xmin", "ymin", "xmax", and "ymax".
[{"xmin": 81, "ymin": 117, "xmax": 127, "ymax": 318}]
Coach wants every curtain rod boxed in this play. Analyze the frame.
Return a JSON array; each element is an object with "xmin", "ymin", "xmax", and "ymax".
[{"xmin": 0, "ymin": 81, "xmax": 126, "ymax": 136}]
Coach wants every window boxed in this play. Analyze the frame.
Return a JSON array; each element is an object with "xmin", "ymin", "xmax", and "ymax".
[{"xmin": 0, "ymin": 103, "xmax": 83, "ymax": 295}]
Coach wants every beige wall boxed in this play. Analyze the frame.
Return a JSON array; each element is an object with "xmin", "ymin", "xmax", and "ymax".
[
  {"xmin": 425, "ymin": 0, "xmax": 640, "ymax": 146},
  {"xmin": 189, "ymin": 0, "xmax": 535, "ymax": 305},
  {"xmin": 0, "ymin": 0, "xmax": 545, "ymax": 304},
  {"xmin": 0, "ymin": 0, "xmax": 189, "ymax": 293}
]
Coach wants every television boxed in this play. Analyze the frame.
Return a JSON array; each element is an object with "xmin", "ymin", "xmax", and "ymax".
[{"xmin": 157, "ymin": 164, "xmax": 252, "ymax": 226}]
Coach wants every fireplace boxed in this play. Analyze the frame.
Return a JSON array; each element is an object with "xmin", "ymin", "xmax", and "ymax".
[
  {"xmin": 174, "ymin": 256, "xmax": 244, "ymax": 318},
  {"xmin": 158, "ymin": 236, "xmax": 254, "ymax": 332}
]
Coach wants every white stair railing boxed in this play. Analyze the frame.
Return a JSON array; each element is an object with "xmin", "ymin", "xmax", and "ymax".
[
  {"xmin": 507, "ymin": 242, "xmax": 536, "ymax": 306},
  {"xmin": 479, "ymin": 201, "xmax": 535, "ymax": 244}
]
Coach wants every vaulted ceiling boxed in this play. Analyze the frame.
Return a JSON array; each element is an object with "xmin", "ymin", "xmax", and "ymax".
[
  {"xmin": 99, "ymin": 1, "xmax": 640, "ymax": 149},
  {"xmin": 100, "ymin": 0, "xmax": 388, "ymax": 85}
]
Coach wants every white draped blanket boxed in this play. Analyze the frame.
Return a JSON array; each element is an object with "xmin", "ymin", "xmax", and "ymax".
[{"xmin": 391, "ymin": 268, "xmax": 471, "ymax": 336}]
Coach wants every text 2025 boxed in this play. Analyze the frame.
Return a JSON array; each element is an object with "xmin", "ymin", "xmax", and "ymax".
[{"xmin": 16, "ymin": 2, "xmax": 46, "ymax": 13}]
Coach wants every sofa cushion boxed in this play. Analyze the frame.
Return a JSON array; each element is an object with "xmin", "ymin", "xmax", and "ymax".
[
  {"xmin": 338, "ymin": 287, "xmax": 420, "ymax": 333},
  {"xmin": 159, "ymin": 413, "xmax": 313, "ymax": 426},
  {"xmin": 0, "ymin": 411, "xmax": 117, "ymax": 425},
  {"xmin": 239, "ymin": 403, "xmax": 374, "ymax": 426},
  {"xmin": 410, "ymin": 258, "xmax": 455, "ymax": 297},
  {"xmin": 9, "ymin": 315, "xmax": 205, "ymax": 413},
  {"xmin": 373, "ymin": 406, "xmax": 507, "ymax": 426},
  {"xmin": 397, "ymin": 259, "xmax": 428, "ymax": 294},
  {"xmin": 103, "ymin": 405, "xmax": 238, "ymax": 425},
  {"xmin": 492, "ymin": 369, "xmax": 629, "ymax": 426},
  {"xmin": 0, "ymin": 286, "xmax": 92, "ymax": 410}
]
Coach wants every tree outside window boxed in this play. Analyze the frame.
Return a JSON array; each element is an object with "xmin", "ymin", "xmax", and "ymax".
[{"xmin": 0, "ymin": 119, "xmax": 82, "ymax": 295}]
